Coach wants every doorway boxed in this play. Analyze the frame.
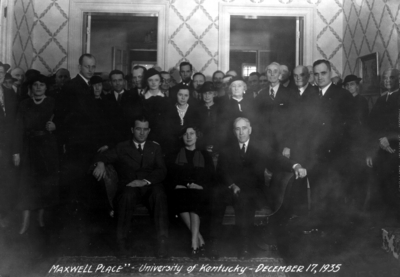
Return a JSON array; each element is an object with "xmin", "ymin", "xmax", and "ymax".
[
  {"xmin": 85, "ymin": 13, "xmax": 158, "ymax": 76},
  {"xmin": 229, "ymin": 16, "xmax": 297, "ymax": 77},
  {"xmin": 218, "ymin": 4, "xmax": 314, "ymax": 73}
]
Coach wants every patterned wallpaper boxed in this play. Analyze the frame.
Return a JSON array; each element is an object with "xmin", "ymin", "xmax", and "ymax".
[
  {"xmin": 12, "ymin": 0, "xmax": 347, "ymax": 77},
  {"xmin": 12, "ymin": 0, "xmax": 69, "ymax": 74},
  {"xmin": 342, "ymin": 0, "xmax": 400, "ymax": 77}
]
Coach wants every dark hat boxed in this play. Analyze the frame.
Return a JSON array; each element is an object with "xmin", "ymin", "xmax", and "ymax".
[
  {"xmin": 24, "ymin": 69, "xmax": 41, "ymax": 85},
  {"xmin": 144, "ymin": 68, "xmax": 161, "ymax": 82},
  {"xmin": 343, "ymin": 74, "xmax": 362, "ymax": 85},
  {"xmin": 4, "ymin": 73, "xmax": 17, "ymax": 82},
  {"xmin": 29, "ymin": 74, "xmax": 50, "ymax": 86},
  {"xmin": 0, "ymin": 62, "xmax": 11, "ymax": 72},
  {"xmin": 228, "ymin": 76, "xmax": 245, "ymax": 87},
  {"xmin": 199, "ymin": 81, "xmax": 216, "ymax": 94},
  {"xmin": 90, "ymin": 75, "xmax": 103, "ymax": 85}
]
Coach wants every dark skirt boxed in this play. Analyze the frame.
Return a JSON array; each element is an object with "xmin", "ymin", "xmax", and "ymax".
[
  {"xmin": 17, "ymin": 134, "xmax": 59, "ymax": 210},
  {"xmin": 170, "ymin": 188, "xmax": 209, "ymax": 217}
]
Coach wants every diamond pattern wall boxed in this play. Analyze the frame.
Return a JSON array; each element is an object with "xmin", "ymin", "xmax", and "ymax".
[
  {"xmin": 342, "ymin": 0, "xmax": 400, "ymax": 77},
  {"xmin": 11, "ymin": 0, "xmax": 346, "ymax": 77},
  {"xmin": 12, "ymin": 0, "xmax": 69, "ymax": 75}
]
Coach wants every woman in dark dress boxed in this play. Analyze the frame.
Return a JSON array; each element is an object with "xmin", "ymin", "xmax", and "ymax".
[
  {"xmin": 167, "ymin": 84, "xmax": 200, "ymax": 151},
  {"xmin": 167, "ymin": 126, "xmax": 215, "ymax": 258},
  {"xmin": 197, "ymin": 81, "xmax": 220, "ymax": 152},
  {"xmin": 13, "ymin": 74, "xmax": 59, "ymax": 234},
  {"xmin": 141, "ymin": 68, "xmax": 170, "ymax": 150}
]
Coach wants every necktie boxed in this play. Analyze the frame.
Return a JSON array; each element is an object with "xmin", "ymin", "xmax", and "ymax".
[
  {"xmin": 318, "ymin": 89, "xmax": 323, "ymax": 98},
  {"xmin": 270, "ymin": 88, "xmax": 275, "ymax": 100},
  {"xmin": 137, "ymin": 143, "xmax": 143, "ymax": 154},
  {"xmin": 240, "ymin": 143, "xmax": 246, "ymax": 158},
  {"xmin": 117, "ymin": 92, "xmax": 122, "ymax": 104},
  {"xmin": 298, "ymin": 89, "xmax": 301, "ymax": 96}
]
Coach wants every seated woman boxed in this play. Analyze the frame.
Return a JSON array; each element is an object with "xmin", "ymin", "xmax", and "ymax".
[
  {"xmin": 167, "ymin": 84, "xmax": 200, "ymax": 152},
  {"xmin": 13, "ymin": 74, "xmax": 59, "ymax": 234},
  {"xmin": 166, "ymin": 126, "xmax": 215, "ymax": 259}
]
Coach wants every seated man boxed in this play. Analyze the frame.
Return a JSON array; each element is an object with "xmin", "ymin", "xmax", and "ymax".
[
  {"xmin": 209, "ymin": 117, "xmax": 307, "ymax": 260},
  {"xmin": 92, "ymin": 115, "xmax": 168, "ymax": 258}
]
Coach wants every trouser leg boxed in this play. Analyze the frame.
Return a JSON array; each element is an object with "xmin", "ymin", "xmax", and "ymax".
[
  {"xmin": 146, "ymin": 184, "xmax": 169, "ymax": 239},
  {"xmin": 115, "ymin": 187, "xmax": 141, "ymax": 240}
]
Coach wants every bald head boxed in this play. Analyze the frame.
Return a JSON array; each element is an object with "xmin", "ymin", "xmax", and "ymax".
[
  {"xmin": 382, "ymin": 68, "xmax": 399, "ymax": 91},
  {"xmin": 11, "ymin": 67, "xmax": 25, "ymax": 87},
  {"xmin": 293, "ymin": 66, "xmax": 310, "ymax": 89}
]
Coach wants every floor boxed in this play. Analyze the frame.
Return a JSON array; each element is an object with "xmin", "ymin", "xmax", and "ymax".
[{"xmin": 1, "ymin": 203, "xmax": 400, "ymax": 277}]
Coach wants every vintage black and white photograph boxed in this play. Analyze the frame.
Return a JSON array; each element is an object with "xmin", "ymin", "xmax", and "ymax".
[{"xmin": 0, "ymin": 0, "xmax": 399, "ymax": 276}]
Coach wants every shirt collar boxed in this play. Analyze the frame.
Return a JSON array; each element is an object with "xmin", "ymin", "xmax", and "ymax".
[
  {"xmin": 387, "ymin": 88, "xmax": 399, "ymax": 95},
  {"xmin": 78, "ymin": 73, "xmax": 90, "ymax": 86},
  {"xmin": 270, "ymin": 83, "xmax": 280, "ymax": 95},
  {"xmin": 232, "ymin": 96, "xmax": 243, "ymax": 102},
  {"xmin": 239, "ymin": 139, "xmax": 250, "ymax": 150},
  {"xmin": 320, "ymin": 82, "xmax": 332, "ymax": 96},
  {"xmin": 299, "ymin": 83, "xmax": 309, "ymax": 95},
  {"xmin": 114, "ymin": 90, "xmax": 125, "ymax": 99},
  {"xmin": 133, "ymin": 140, "xmax": 146, "ymax": 148}
]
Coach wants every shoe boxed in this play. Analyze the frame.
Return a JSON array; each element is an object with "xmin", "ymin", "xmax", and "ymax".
[
  {"xmin": 157, "ymin": 238, "xmax": 168, "ymax": 259},
  {"xmin": 190, "ymin": 248, "xmax": 199, "ymax": 260},
  {"xmin": 198, "ymin": 244, "xmax": 206, "ymax": 258}
]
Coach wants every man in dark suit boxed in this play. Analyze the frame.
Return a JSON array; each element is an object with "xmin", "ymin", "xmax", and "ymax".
[
  {"xmin": 104, "ymin": 70, "xmax": 142, "ymax": 141},
  {"xmin": 209, "ymin": 117, "xmax": 307, "ymax": 259},
  {"xmin": 131, "ymin": 65, "xmax": 147, "ymax": 97},
  {"xmin": 307, "ymin": 59, "xmax": 353, "ymax": 234},
  {"xmin": 366, "ymin": 68, "xmax": 399, "ymax": 223},
  {"xmin": 93, "ymin": 116, "xmax": 168, "ymax": 257},
  {"xmin": 256, "ymin": 62, "xmax": 295, "ymax": 150},
  {"xmin": 280, "ymin": 65, "xmax": 320, "ymax": 219},
  {"xmin": 169, "ymin": 62, "xmax": 193, "ymax": 103},
  {"xmin": 0, "ymin": 62, "xmax": 18, "ymax": 227}
]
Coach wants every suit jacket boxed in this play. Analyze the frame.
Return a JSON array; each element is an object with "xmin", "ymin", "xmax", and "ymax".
[
  {"xmin": 256, "ymin": 84, "xmax": 296, "ymax": 149},
  {"xmin": 103, "ymin": 90, "xmax": 142, "ymax": 140},
  {"xmin": 312, "ymin": 83, "xmax": 353, "ymax": 162},
  {"xmin": 0, "ymin": 85, "xmax": 18, "ymax": 151},
  {"xmin": 96, "ymin": 140, "xmax": 167, "ymax": 189},
  {"xmin": 55, "ymin": 74, "xmax": 91, "ymax": 144},
  {"xmin": 286, "ymin": 84, "xmax": 320, "ymax": 165},
  {"xmin": 217, "ymin": 139, "xmax": 295, "ymax": 192}
]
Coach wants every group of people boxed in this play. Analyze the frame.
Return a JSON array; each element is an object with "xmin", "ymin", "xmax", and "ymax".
[{"xmin": 0, "ymin": 53, "xmax": 398, "ymax": 259}]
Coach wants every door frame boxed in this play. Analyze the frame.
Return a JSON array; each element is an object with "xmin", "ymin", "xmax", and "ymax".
[
  {"xmin": 68, "ymin": 0, "xmax": 168, "ymax": 76},
  {"xmin": 218, "ymin": 3, "xmax": 315, "ymax": 73}
]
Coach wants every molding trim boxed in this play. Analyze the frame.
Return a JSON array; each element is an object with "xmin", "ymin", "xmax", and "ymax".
[
  {"xmin": 218, "ymin": 3, "xmax": 315, "ymax": 72},
  {"xmin": 68, "ymin": 0, "xmax": 168, "ymax": 75},
  {"xmin": 2, "ymin": 0, "xmax": 14, "ymax": 64}
]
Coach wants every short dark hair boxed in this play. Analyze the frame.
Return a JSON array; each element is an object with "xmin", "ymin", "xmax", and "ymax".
[
  {"xmin": 249, "ymin": 72, "xmax": 260, "ymax": 78},
  {"xmin": 132, "ymin": 65, "xmax": 147, "ymax": 74},
  {"xmin": 179, "ymin": 125, "xmax": 203, "ymax": 140},
  {"xmin": 180, "ymin": 62, "xmax": 193, "ymax": 71},
  {"xmin": 109, "ymin": 69, "xmax": 125, "ymax": 80},
  {"xmin": 212, "ymin": 70, "xmax": 225, "ymax": 80},
  {"xmin": 132, "ymin": 115, "xmax": 150, "ymax": 128},
  {"xmin": 193, "ymin": 72, "xmax": 205, "ymax": 80},
  {"xmin": 79, "ymin": 54, "xmax": 95, "ymax": 65},
  {"xmin": 313, "ymin": 59, "xmax": 331, "ymax": 71}
]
